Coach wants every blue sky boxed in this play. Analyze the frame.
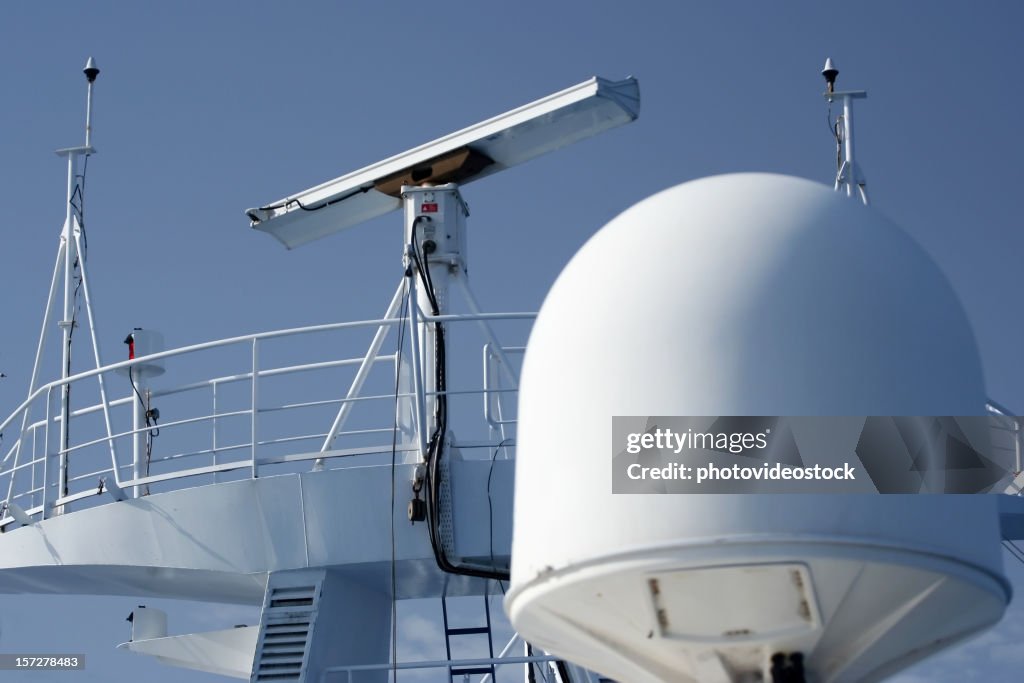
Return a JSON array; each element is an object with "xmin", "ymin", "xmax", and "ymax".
[{"xmin": 1, "ymin": 2, "xmax": 1023, "ymax": 681}]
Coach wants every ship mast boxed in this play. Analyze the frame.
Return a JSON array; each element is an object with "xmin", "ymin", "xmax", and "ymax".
[
  {"xmin": 21, "ymin": 58, "xmax": 119, "ymax": 510},
  {"xmin": 822, "ymin": 57, "xmax": 869, "ymax": 205}
]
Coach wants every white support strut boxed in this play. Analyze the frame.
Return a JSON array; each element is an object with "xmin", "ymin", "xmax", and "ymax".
[
  {"xmin": 317, "ymin": 279, "xmax": 408, "ymax": 460},
  {"xmin": 72, "ymin": 230, "xmax": 121, "ymax": 485}
]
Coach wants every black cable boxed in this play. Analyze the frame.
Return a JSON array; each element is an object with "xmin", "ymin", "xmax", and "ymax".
[
  {"xmin": 256, "ymin": 185, "xmax": 372, "ymax": 215},
  {"xmin": 389, "ymin": 278, "xmax": 411, "ymax": 682},
  {"xmin": 69, "ymin": 154, "xmax": 89, "ymax": 231},
  {"xmin": 126, "ymin": 370, "xmax": 147, "ymax": 423},
  {"xmin": 69, "ymin": 183, "xmax": 83, "ymax": 219},
  {"xmin": 127, "ymin": 368, "xmax": 157, "ymax": 494},
  {"xmin": 825, "ymin": 104, "xmax": 842, "ymax": 174},
  {"xmin": 62, "ymin": 273, "xmax": 80, "ymax": 494},
  {"xmin": 410, "ymin": 217, "xmax": 441, "ymax": 315},
  {"xmin": 488, "ymin": 438, "xmax": 511, "ymax": 595},
  {"xmin": 409, "ymin": 216, "xmax": 509, "ymax": 581},
  {"xmin": 68, "ymin": 272, "xmax": 83, "ymax": 342},
  {"xmin": 833, "ymin": 117, "xmax": 844, "ymax": 173},
  {"xmin": 65, "ymin": 152, "xmax": 90, "ymax": 388},
  {"xmin": 78, "ymin": 154, "xmax": 90, "ymax": 256}
]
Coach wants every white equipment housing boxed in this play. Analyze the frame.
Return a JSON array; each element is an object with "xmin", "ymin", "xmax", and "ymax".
[
  {"xmin": 404, "ymin": 183, "xmax": 468, "ymax": 270},
  {"xmin": 129, "ymin": 606, "xmax": 168, "ymax": 641},
  {"xmin": 121, "ymin": 328, "xmax": 166, "ymax": 378},
  {"xmin": 507, "ymin": 174, "xmax": 1014, "ymax": 683}
]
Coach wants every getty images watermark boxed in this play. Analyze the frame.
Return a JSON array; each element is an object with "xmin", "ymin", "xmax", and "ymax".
[
  {"xmin": 624, "ymin": 427, "xmax": 855, "ymax": 484},
  {"xmin": 612, "ymin": 416, "xmax": 1011, "ymax": 494}
]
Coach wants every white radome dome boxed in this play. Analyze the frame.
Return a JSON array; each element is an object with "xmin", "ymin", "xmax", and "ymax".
[{"xmin": 506, "ymin": 174, "xmax": 1006, "ymax": 683}]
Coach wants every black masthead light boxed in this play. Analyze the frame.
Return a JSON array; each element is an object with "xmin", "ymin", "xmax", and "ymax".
[
  {"xmin": 822, "ymin": 57, "xmax": 839, "ymax": 94},
  {"xmin": 83, "ymin": 56, "xmax": 100, "ymax": 83}
]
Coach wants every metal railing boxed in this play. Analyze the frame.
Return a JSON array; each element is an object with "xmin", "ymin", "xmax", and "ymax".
[
  {"xmin": 321, "ymin": 655, "xmax": 561, "ymax": 683},
  {"xmin": 0, "ymin": 309, "xmax": 532, "ymax": 530},
  {"xmin": 3, "ymin": 307, "xmax": 1021, "ymax": 529}
]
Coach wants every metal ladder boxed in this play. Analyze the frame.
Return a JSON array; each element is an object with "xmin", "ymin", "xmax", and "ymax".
[{"xmin": 442, "ymin": 588, "xmax": 496, "ymax": 683}]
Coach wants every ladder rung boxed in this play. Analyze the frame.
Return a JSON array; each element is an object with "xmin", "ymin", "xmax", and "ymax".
[
  {"xmin": 450, "ymin": 666, "xmax": 496, "ymax": 675},
  {"xmin": 446, "ymin": 626, "xmax": 490, "ymax": 636}
]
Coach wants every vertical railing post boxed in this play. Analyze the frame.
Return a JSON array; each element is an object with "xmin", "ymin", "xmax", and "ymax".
[
  {"xmin": 41, "ymin": 387, "xmax": 54, "ymax": 520},
  {"xmin": 1015, "ymin": 417, "xmax": 1022, "ymax": 475},
  {"xmin": 131, "ymin": 367, "xmax": 148, "ymax": 498},
  {"xmin": 212, "ymin": 380, "xmax": 220, "ymax": 484},
  {"xmin": 482, "ymin": 344, "xmax": 493, "ymax": 434},
  {"xmin": 251, "ymin": 339, "xmax": 259, "ymax": 479},
  {"xmin": 30, "ymin": 422, "xmax": 38, "ymax": 510}
]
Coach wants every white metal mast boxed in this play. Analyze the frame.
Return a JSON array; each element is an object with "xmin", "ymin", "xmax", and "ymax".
[
  {"xmin": 22, "ymin": 57, "xmax": 119, "ymax": 509},
  {"xmin": 822, "ymin": 58, "xmax": 869, "ymax": 205}
]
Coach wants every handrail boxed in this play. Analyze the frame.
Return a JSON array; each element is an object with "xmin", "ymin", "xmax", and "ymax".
[
  {"xmin": 0, "ymin": 316, "xmax": 419, "ymax": 438},
  {"xmin": 1, "ymin": 308, "xmax": 530, "ymax": 526},
  {"xmin": 1, "ymin": 311, "xmax": 534, "ymax": 436},
  {"xmin": 422, "ymin": 312, "xmax": 537, "ymax": 322},
  {"xmin": 1, "ymin": 293, "xmax": 1019, "ymax": 528},
  {"xmin": 320, "ymin": 654, "xmax": 559, "ymax": 683}
]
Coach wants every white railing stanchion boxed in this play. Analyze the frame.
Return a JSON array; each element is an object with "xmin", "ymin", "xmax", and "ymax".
[
  {"xmin": 212, "ymin": 380, "xmax": 220, "ymax": 483},
  {"xmin": 41, "ymin": 387, "xmax": 55, "ymax": 520},
  {"xmin": 1016, "ymin": 417, "xmax": 1022, "ymax": 475},
  {"xmin": 1, "ymin": 309, "xmax": 532, "ymax": 523},
  {"xmin": 130, "ymin": 366, "xmax": 149, "ymax": 499},
  {"xmin": 251, "ymin": 339, "xmax": 259, "ymax": 479}
]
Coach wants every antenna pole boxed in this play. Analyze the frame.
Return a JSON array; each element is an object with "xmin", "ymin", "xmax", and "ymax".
[
  {"xmin": 46, "ymin": 58, "xmax": 100, "ymax": 510},
  {"xmin": 821, "ymin": 58, "xmax": 869, "ymax": 205},
  {"xmin": 57, "ymin": 146, "xmax": 79, "ymax": 504},
  {"xmin": 85, "ymin": 85, "xmax": 95, "ymax": 148}
]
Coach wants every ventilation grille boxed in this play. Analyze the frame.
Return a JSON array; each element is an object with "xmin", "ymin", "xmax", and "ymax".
[
  {"xmin": 252, "ymin": 585, "xmax": 318, "ymax": 682},
  {"xmin": 439, "ymin": 456, "xmax": 455, "ymax": 554}
]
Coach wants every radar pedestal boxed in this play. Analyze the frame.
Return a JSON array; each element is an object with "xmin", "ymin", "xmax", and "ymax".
[{"xmin": 402, "ymin": 183, "xmax": 467, "ymax": 444}]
